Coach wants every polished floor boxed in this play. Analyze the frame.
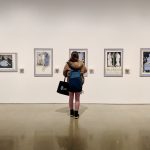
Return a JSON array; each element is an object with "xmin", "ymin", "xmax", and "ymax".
[{"xmin": 0, "ymin": 104, "xmax": 150, "ymax": 150}]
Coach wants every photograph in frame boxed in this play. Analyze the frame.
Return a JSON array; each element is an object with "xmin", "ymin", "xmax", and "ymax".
[
  {"xmin": 104, "ymin": 49, "xmax": 123, "ymax": 77},
  {"xmin": 69, "ymin": 49, "xmax": 88, "ymax": 76},
  {"xmin": 140, "ymin": 48, "xmax": 150, "ymax": 77},
  {"xmin": 0, "ymin": 53, "xmax": 17, "ymax": 72},
  {"xmin": 34, "ymin": 48, "xmax": 53, "ymax": 77}
]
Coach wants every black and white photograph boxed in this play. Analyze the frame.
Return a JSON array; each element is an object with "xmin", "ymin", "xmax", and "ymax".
[
  {"xmin": 104, "ymin": 49, "xmax": 123, "ymax": 77},
  {"xmin": 34, "ymin": 48, "xmax": 53, "ymax": 77},
  {"xmin": 0, "ymin": 53, "xmax": 17, "ymax": 72},
  {"xmin": 140, "ymin": 48, "xmax": 150, "ymax": 76}
]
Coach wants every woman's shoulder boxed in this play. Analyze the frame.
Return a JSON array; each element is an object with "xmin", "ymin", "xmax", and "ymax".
[{"xmin": 77, "ymin": 60, "xmax": 84, "ymax": 64}]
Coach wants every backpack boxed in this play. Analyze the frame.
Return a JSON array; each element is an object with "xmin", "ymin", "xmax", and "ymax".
[{"xmin": 67, "ymin": 62, "xmax": 82, "ymax": 92}]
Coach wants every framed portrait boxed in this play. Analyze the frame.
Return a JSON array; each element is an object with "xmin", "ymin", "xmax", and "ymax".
[
  {"xmin": 34, "ymin": 48, "xmax": 53, "ymax": 77},
  {"xmin": 140, "ymin": 48, "xmax": 150, "ymax": 77},
  {"xmin": 69, "ymin": 49, "xmax": 88, "ymax": 76},
  {"xmin": 104, "ymin": 49, "xmax": 123, "ymax": 77},
  {"xmin": 0, "ymin": 53, "xmax": 17, "ymax": 72}
]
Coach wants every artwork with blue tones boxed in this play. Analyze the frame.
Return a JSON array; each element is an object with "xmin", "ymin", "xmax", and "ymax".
[
  {"xmin": 34, "ymin": 48, "xmax": 53, "ymax": 77},
  {"xmin": 140, "ymin": 48, "xmax": 150, "ymax": 77},
  {"xmin": 0, "ymin": 53, "xmax": 17, "ymax": 72}
]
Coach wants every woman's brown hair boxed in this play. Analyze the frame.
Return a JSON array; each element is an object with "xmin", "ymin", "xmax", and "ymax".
[{"xmin": 70, "ymin": 51, "xmax": 79, "ymax": 62}]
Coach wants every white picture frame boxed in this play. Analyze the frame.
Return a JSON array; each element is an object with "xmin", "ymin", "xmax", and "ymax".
[
  {"xmin": 0, "ymin": 53, "xmax": 18, "ymax": 72},
  {"xmin": 140, "ymin": 48, "xmax": 150, "ymax": 77},
  {"xmin": 34, "ymin": 48, "xmax": 53, "ymax": 77},
  {"xmin": 104, "ymin": 49, "xmax": 123, "ymax": 77}
]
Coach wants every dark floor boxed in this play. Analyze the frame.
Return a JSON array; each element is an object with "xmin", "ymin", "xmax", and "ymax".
[{"xmin": 0, "ymin": 104, "xmax": 150, "ymax": 150}]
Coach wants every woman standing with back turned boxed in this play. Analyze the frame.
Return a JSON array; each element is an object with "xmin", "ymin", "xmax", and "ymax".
[{"xmin": 63, "ymin": 51, "xmax": 87, "ymax": 119}]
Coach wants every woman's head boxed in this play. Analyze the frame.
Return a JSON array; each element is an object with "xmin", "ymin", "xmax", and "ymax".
[{"xmin": 70, "ymin": 51, "xmax": 79, "ymax": 62}]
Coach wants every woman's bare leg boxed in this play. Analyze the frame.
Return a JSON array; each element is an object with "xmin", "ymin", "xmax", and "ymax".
[
  {"xmin": 69, "ymin": 92, "xmax": 74, "ymax": 110},
  {"xmin": 75, "ymin": 92, "xmax": 80, "ymax": 110}
]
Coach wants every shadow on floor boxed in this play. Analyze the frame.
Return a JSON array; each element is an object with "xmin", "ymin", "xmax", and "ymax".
[{"xmin": 55, "ymin": 105, "xmax": 88, "ymax": 116}]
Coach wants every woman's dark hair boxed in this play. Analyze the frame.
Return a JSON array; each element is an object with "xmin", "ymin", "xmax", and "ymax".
[{"xmin": 70, "ymin": 51, "xmax": 79, "ymax": 62}]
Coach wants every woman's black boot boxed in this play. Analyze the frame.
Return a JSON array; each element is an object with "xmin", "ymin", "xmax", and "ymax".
[
  {"xmin": 70, "ymin": 109, "xmax": 74, "ymax": 117},
  {"xmin": 74, "ymin": 110, "xmax": 79, "ymax": 119}
]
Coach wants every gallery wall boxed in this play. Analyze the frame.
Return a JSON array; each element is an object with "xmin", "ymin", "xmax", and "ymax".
[{"xmin": 0, "ymin": 0, "xmax": 150, "ymax": 103}]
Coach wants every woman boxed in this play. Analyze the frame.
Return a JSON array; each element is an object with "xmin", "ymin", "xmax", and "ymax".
[{"xmin": 63, "ymin": 51, "xmax": 87, "ymax": 119}]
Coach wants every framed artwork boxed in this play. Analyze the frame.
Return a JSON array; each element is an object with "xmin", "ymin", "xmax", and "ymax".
[
  {"xmin": 140, "ymin": 48, "xmax": 150, "ymax": 77},
  {"xmin": 0, "ymin": 53, "xmax": 17, "ymax": 72},
  {"xmin": 104, "ymin": 49, "xmax": 123, "ymax": 77},
  {"xmin": 34, "ymin": 48, "xmax": 53, "ymax": 77},
  {"xmin": 69, "ymin": 49, "xmax": 88, "ymax": 76}
]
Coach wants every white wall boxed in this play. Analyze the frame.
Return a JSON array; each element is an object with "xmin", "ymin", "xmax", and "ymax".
[{"xmin": 0, "ymin": 0, "xmax": 150, "ymax": 103}]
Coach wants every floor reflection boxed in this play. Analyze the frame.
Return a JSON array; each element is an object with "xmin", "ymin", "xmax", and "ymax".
[
  {"xmin": 0, "ymin": 136, "xmax": 16, "ymax": 150},
  {"xmin": 34, "ymin": 118, "xmax": 88, "ymax": 150},
  {"xmin": 34, "ymin": 134, "xmax": 56, "ymax": 150},
  {"xmin": 138, "ymin": 130, "xmax": 150, "ymax": 150},
  {"xmin": 56, "ymin": 118, "xmax": 88, "ymax": 150},
  {"xmin": 98, "ymin": 130, "xmax": 126, "ymax": 150},
  {"xmin": 0, "ymin": 104, "xmax": 150, "ymax": 150}
]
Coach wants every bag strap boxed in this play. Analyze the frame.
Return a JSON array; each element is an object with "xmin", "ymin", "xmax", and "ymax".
[{"xmin": 64, "ymin": 77, "xmax": 67, "ymax": 82}]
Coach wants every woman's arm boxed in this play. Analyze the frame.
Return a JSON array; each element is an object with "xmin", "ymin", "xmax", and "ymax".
[
  {"xmin": 81, "ymin": 63, "xmax": 87, "ymax": 74},
  {"xmin": 63, "ymin": 63, "xmax": 70, "ymax": 77}
]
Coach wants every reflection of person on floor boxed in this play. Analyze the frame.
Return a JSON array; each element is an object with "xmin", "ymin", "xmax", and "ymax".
[
  {"xmin": 107, "ymin": 52, "xmax": 112, "ymax": 66},
  {"xmin": 115, "ymin": 52, "xmax": 121, "ymax": 67},
  {"xmin": 57, "ymin": 118, "xmax": 88, "ymax": 150},
  {"xmin": 0, "ymin": 56, "xmax": 11, "ymax": 67}
]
